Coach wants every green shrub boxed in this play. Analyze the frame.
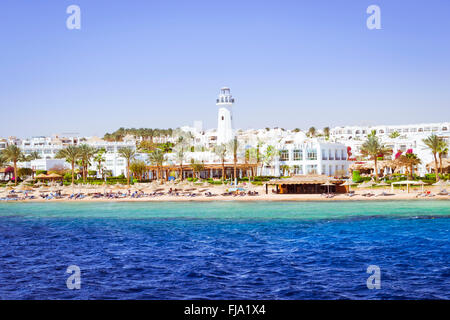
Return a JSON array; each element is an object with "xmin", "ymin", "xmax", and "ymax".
[
  {"xmin": 36, "ymin": 170, "xmax": 47, "ymax": 175},
  {"xmin": 352, "ymin": 170, "xmax": 362, "ymax": 183}
]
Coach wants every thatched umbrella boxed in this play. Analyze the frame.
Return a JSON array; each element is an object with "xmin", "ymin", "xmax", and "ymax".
[
  {"xmin": 340, "ymin": 180, "xmax": 356, "ymax": 192},
  {"xmin": 391, "ymin": 180, "xmax": 419, "ymax": 193},
  {"xmin": 415, "ymin": 180, "xmax": 427, "ymax": 192},
  {"xmin": 38, "ymin": 186, "xmax": 50, "ymax": 193},
  {"xmin": 15, "ymin": 184, "xmax": 34, "ymax": 192},
  {"xmin": 23, "ymin": 177, "xmax": 35, "ymax": 184},
  {"xmin": 376, "ymin": 181, "xmax": 390, "ymax": 192},
  {"xmin": 432, "ymin": 180, "xmax": 446, "ymax": 187},
  {"xmin": 321, "ymin": 181, "xmax": 335, "ymax": 193}
]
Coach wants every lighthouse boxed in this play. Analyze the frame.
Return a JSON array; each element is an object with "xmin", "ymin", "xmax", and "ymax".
[{"xmin": 216, "ymin": 87, "xmax": 235, "ymax": 145}]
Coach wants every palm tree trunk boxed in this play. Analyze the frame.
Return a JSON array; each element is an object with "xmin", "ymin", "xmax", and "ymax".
[
  {"xmin": 13, "ymin": 160, "xmax": 17, "ymax": 186},
  {"xmin": 222, "ymin": 160, "xmax": 225, "ymax": 181},
  {"xmin": 434, "ymin": 154, "xmax": 440, "ymax": 181},
  {"xmin": 179, "ymin": 164, "xmax": 183, "ymax": 181},
  {"xmin": 71, "ymin": 161, "xmax": 75, "ymax": 186},
  {"xmin": 439, "ymin": 154, "xmax": 443, "ymax": 175},
  {"xmin": 374, "ymin": 157, "xmax": 379, "ymax": 181},
  {"xmin": 234, "ymin": 157, "xmax": 237, "ymax": 182},
  {"xmin": 127, "ymin": 161, "xmax": 130, "ymax": 186}
]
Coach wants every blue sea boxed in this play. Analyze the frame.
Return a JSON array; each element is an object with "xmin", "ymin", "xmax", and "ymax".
[{"xmin": 0, "ymin": 201, "xmax": 449, "ymax": 300}]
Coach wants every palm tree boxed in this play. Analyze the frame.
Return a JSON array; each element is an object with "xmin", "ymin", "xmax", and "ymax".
[
  {"xmin": 263, "ymin": 145, "xmax": 278, "ymax": 176},
  {"xmin": 25, "ymin": 151, "xmax": 41, "ymax": 161},
  {"xmin": 422, "ymin": 134, "xmax": 443, "ymax": 181},
  {"xmin": 129, "ymin": 160, "xmax": 147, "ymax": 181},
  {"xmin": 0, "ymin": 155, "xmax": 7, "ymax": 169},
  {"xmin": 395, "ymin": 153, "xmax": 421, "ymax": 180},
  {"xmin": 359, "ymin": 136, "xmax": 392, "ymax": 181},
  {"xmin": 118, "ymin": 147, "xmax": 136, "ymax": 186},
  {"xmin": 214, "ymin": 144, "xmax": 228, "ymax": 181},
  {"xmin": 1, "ymin": 145, "xmax": 24, "ymax": 185},
  {"xmin": 438, "ymin": 141, "xmax": 448, "ymax": 176},
  {"xmin": 256, "ymin": 139, "xmax": 264, "ymax": 176},
  {"xmin": 308, "ymin": 127, "xmax": 316, "ymax": 137},
  {"xmin": 228, "ymin": 137, "xmax": 239, "ymax": 183},
  {"xmin": 323, "ymin": 127, "xmax": 330, "ymax": 139},
  {"xmin": 78, "ymin": 144, "xmax": 96, "ymax": 182},
  {"xmin": 148, "ymin": 149, "xmax": 166, "ymax": 183},
  {"xmin": 190, "ymin": 159, "xmax": 205, "ymax": 179},
  {"xmin": 93, "ymin": 148, "xmax": 106, "ymax": 179},
  {"xmin": 174, "ymin": 146, "xmax": 187, "ymax": 181},
  {"xmin": 55, "ymin": 145, "xmax": 81, "ymax": 185}
]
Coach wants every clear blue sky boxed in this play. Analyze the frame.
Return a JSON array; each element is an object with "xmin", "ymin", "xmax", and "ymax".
[{"xmin": 1, "ymin": 0, "xmax": 449, "ymax": 137}]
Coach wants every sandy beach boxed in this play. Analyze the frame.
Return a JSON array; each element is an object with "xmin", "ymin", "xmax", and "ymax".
[{"xmin": 2, "ymin": 184, "xmax": 449, "ymax": 203}]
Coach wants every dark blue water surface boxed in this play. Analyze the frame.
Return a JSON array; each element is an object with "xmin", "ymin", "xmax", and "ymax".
[{"xmin": 0, "ymin": 201, "xmax": 449, "ymax": 299}]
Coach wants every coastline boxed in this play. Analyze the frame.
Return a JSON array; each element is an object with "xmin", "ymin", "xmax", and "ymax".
[{"xmin": 3, "ymin": 193, "xmax": 449, "ymax": 203}]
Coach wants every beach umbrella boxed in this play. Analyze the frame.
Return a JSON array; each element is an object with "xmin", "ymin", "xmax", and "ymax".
[
  {"xmin": 23, "ymin": 177, "xmax": 35, "ymax": 184},
  {"xmin": 415, "ymin": 180, "xmax": 427, "ymax": 192},
  {"xmin": 391, "ymin": 180, "xmax": 419, "ymax": 193},
  {"xmin": 432, "ymin": 180, "xmax": 446, "ymax": 187},
  {"xmin": 15, "ymin": 184, "xmax": 34, "ymax": 192},
  {"xmin": 38, "ymin": 186, "xmax": 50, "ymax": 193},
  {"xmin": 321, "ymin": 181, "xmax": 335, "ymax": 193},
  {"xmin": 376, "ymin": 181, "xmax": 390, "ymax": 193},
  {"xmin": 340, "ymin": 180, "xmax": 356, "ymax": 192},
  {"xmin": 357, "ymin": 181, "xmax": 368, "ymax": 188}
]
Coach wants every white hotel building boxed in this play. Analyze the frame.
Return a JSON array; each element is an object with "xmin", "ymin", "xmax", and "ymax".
[
  {"xmin": 330, "ymin": 122, "xmax": 450, "ymax": 175},
  {"xmin": 275, "ymin": 138, "xmax": 349, "ymax": 177}
]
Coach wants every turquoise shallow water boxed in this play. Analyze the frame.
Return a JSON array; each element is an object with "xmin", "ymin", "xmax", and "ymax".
[
  {"xmin": 0, "ymin": 201, "xmax": 449, "ymax": 299},
  {"xmin": 1, "ymin": 200, "xmax": 449, "ymax": 219}
]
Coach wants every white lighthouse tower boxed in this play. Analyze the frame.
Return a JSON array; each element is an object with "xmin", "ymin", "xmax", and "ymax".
[{"xmin": 216, "ymin": 87, "xmax": 235, "ymax": 145}]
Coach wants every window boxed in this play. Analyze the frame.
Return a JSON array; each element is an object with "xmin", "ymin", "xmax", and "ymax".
[
  {"xmin": 329, "ymin": 165, "xmax": 333, "ymax": 175},
  {"xmin": 293, "ymin": 149, "xmax": 303, "ymax": 161},
  {"xmin": 306, "ymin": 149, "xmax": 317, "ymax": 160},
  {"xmin": 322, "ymin": 165, "xmax": 326, "ymax": 175},
  {"xmin": 279, "ymin": 150, "xmax": 289, "ymax": 161},
  {"xmin": 335, "ymin": 150, "xmax": 340, "ymax": 160},
  {"xmin": 328, "ymin": 150, "xmax": 334, "ymax": 160},
  {"xmin": 442, "ymin": 127, "xmax": 448, "ymax": 131},
  {"xmin": 410, "ymin": 128, "xmax": 417, "ymax": 132},
  {"xmin": 341, "ymin": 149, "xmax": 346, "ymax": 160},
  {"xmin": 322, "ymin": 149, "xmax": 327, "ymax": 160},
  {"xmin": 294, "ymin": 165, "xmax": 303, "ymax": 174},
  {"xmin": 418, "ymin": 128, "xmax": 423, "ymax": 132},
  {"xmin": 306, "ymin": 164, "xmax": 317, "ymax": 174}
]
